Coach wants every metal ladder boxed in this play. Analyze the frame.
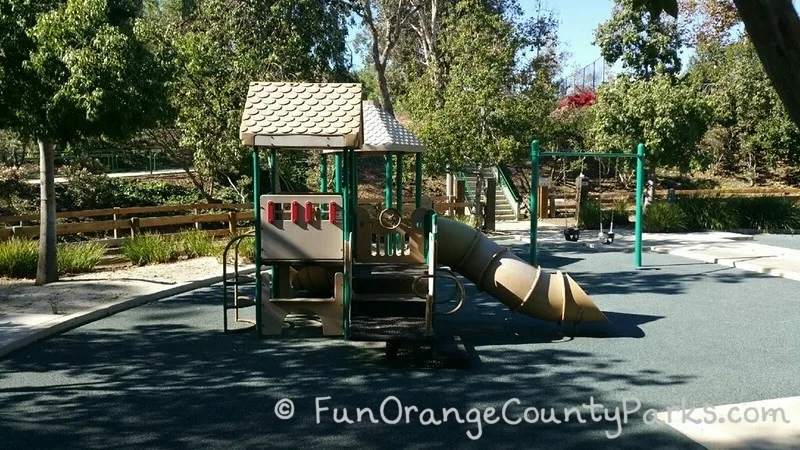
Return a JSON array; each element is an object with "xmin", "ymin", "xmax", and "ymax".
[{"xmin": 222, "ymin": 232, "xmax": 257, "ymax": 333}]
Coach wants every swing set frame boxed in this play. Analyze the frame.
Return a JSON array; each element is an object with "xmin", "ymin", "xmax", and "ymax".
[{"xmin": 528, "ymin": 140, "xmax": 646, "ymax": 268}]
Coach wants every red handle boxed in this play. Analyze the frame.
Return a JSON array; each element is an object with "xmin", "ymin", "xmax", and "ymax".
[
  {"xmin": 329, "ymin": 201, "xmax": 337, "ymax": 224},
  {"xmin": 290, "ymin": 201, "xmax": 299, "ymax": 224},
  {"xmin": 266, "ymin": 201, "xmax": 275, "ymax": 223},
  {"xmin": 305, "ymin": 201, "xmax": 313, "ymax": 223}
]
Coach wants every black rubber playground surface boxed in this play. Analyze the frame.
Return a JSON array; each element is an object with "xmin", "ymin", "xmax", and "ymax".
[{"xmin": 1, "ymin": 240, "xmax": 798, "ymax": 449}]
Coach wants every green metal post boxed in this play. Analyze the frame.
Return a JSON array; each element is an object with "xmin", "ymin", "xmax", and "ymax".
[
  {"xmin": 415, "ymin": 153, "xmax": 423, "ymax": 208},
  {"xmin": 385, "ymin": 151, "xmax": 394, "ymax": 254},
  {"xmin": 529, "ymin": 141, "xmax": 540, "ymax": 266},
  {"xmin": 334, "ymin": 153, "xmax": 342, "ymax": 193},
  {"xmin": 320, "ymin": 153, "xmax": 328, "ymax": 192},
  {"xmin": 269, "ymin": 149, "xmax": 278, "ymax": 298},
  {"xmin": 396, "ymin": 153, "xmax": 403, "ymax": 214},
  {"xmin": 634, "ymin": 143, "xmax": 646, "ymax": 268},
  {"xmin": 342, "ymin": 149, "xmax": 352, "ymax": 339},
  {"xmin": 395, "ymin": 153, "xmax": 403, "ymax": 251},
  {"xmin": 252, "ymin": 148, "xmax": 262, "ymax": 337}
]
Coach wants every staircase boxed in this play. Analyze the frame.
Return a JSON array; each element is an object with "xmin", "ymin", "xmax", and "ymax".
[{"xmin": 460, "ymin": 166, "xmax": 518, "ymax": 221}]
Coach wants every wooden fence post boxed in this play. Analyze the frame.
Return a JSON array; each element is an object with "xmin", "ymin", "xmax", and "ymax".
[
  {"xmin": 130, "ymin": 217, "xmax": 140, "ymax": 238},
  {"xmin": 113, "ymin": 207, "xmax": 120, "ymax": 239},
  {"xmin": 228, "ymin": 211, "xmax": 237, "ymax": 235},
  {"xmin": 193, "ymin": 207, "xmax": 201, "ymax": 230}
]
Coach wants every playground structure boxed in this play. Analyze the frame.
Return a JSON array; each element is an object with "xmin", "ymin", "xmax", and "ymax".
[{"xmin": 223, "ymin": 82, "xmax": 609, "ymax": 345}]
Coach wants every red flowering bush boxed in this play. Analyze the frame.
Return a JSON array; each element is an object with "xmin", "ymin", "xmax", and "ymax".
[{"xmin": 557, "ymin": 89, "xmax": 596, "ymax": 110}]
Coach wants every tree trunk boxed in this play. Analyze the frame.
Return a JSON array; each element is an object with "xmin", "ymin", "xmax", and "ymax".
[
  {"xmin": 374, "ymin": 61, "xmax": 395, "ymax": 116},
  {"xmin": 734, "ymin": 0, "xmax": 800, "ymax": 128},
  {"xmin": 36, "ymin": 137, "xmax": 58, "ymax": 285}
]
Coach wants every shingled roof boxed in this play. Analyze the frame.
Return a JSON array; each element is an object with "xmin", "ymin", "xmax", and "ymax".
[
  {"xmin": 361, "ymin": 101, "xmax": 425, "ymax": 153},
  {"xmin": 239, "ymin": 82, "xmax": 363, "ymax": 148}
]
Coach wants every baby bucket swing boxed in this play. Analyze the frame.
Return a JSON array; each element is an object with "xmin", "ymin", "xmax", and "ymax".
[{"xmin": 597, "ymin": 160, "xmax": 616, "ymax": 245}]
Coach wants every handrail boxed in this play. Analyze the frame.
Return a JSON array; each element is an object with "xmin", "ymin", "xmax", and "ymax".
[
  {"xmin": 495, "ymin": 164, "xmax": 522, "ymax": 219},
  {"xmin": 452, "ymin": 171, "xmax": 476, "ymax": 203}
]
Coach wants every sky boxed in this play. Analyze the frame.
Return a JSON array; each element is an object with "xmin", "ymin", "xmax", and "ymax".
[
  {"xmin": 347, "ymin": 0, "xmax": 690, "ymax": 80},
  {"xmin": 530, "ymin": 0, "xmax": 616, "ymax": 74}
]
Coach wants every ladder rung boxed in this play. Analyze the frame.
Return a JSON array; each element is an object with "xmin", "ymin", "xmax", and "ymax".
[
  {"xmin": 270, "ymin": 297, "xmax": 335, "ymax": 304},
  {"xmin": 226, "ymin": 296, "xmax": 256, "ymax": 309}
]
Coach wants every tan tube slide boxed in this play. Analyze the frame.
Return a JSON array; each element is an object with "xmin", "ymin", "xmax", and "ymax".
[{"xmin": 437, "ymin": 218, "xmax": 608, "ymax": 324}]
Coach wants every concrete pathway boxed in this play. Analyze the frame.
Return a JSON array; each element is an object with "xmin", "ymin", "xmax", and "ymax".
[
  {"xmin": 495, "ymin": 220, "xmax": 800, "ymax": 282},
  {"xmin": 25, "ymin": 168, "xmax": 188, "ymax": 185}
]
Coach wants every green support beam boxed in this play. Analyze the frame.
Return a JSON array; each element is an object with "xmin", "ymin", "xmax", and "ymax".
[
  {"xmin": 634, "ymin": 143, "xmax": 646, "ymax": 268},
  {"xmin": 396, "ymin": 153, "xmax": 403, "ymax": 214},
  {"xmin": 334, "ymin": 153, "xmax": 342, "ymax": 193},
  {"xmin": 529, "ymin": 141, "xmax": 539, "ymax": 266},
  {"xmin": 252, "ymin": 148, "xmax": 262, "ymax": 337},
  {"xmin": 320, "ymin": 153, "xmax": 327, "ymax": 192}
]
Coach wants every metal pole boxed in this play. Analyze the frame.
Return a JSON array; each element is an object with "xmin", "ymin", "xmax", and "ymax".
[
  {"xmin": 385, "ymin": 151, "xmax": 393, "ymax": 254},
  {"xmin": 320, "ymin": 153, "xmax": 327, "ymax": 192},
  {"xmin": 252, "ymin": 147, "xmax": 262, "ymax": 337},
  {"xmin": 415, "ymin": 153, "xmax": 423, "ymax": 208},
  {"xmin": 530, "ymin": 140, "xmax": 540, "ymax": 266},
  {"xmin": 384, "ymin": 152, "xmax": 393, "ymax": 208},
  {"xmin": 635, "ymin": 143, "xmax": 646, "ymax": 268},
  {"xmin": 396, "ymin": 153, "xmax": 403, "ymax": 215},
  {"xmin": 334, "ymin": 153, "xmax": 342, "ymax": 193}
]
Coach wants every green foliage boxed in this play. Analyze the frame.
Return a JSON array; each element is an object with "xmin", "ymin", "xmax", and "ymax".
[
  {"xmin": 591, "ymin": 74, "xmax": 712, "ymax": 171},
  {"xmin": 0, "ymin": 167, "xmax": 38, "ymax": 216},
  {"xmin": 403, "ymin": 0, "xmax": 552, "ymax": 172},
  {"xmin": 643, "ymin": 201, "xmax": 689, "ymax": 232},
  {"xmin": 58, "ymin": 165, "xmax": 198, "ymax": 211},
  {"xmin": 0, "ymin": 239, "xmax": 39, "ymax": 278},
  {"xmin": 676, "ymin": 197, "xmax": 740, "ymax": 230},
  {"xmin": 57, "ymin": 242, "xmax": 105, "ymax": 274},
  {"xmin": 0, "ymin": 0, "xmax": 170, "ymax": 141},
  {"xmin": 142, "ymin": 0, "xmax": 351, "ymax": 185},
  {"xmin": 121, "ymin": 233, "xmax": 179, "ymax": 265},
  {"xmin": 594, "ymin": 0, "xmax": 683, "ymax": 78},
  {"xmin": 690, "ymin": 38, "xmax": 800, "ymax": 180},
  {"xmin": 451, "ymin": 215, "xmax": 480, "ymax": 229},
  {"xmin": 579, "ymin": 198, "xmax": 633, "ymax": 228},
  {"xmin": 648, "ymin": 197, "xmax": 800, "ymax": 232},
  {"xmin": 179, "ymin": 231, "xmax": 218, "ymax": 258},
  {"xmin": 734, "ymin": 198, "xmax": 800, "ymax": 233}
]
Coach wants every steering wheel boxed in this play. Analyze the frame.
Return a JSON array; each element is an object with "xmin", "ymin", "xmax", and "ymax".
[{"xmin": 378, "ymin": 207, "xmax": 403, "ymax": 230}]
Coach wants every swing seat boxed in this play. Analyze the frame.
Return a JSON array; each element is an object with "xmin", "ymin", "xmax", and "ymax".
[
  {"xmin": 563, "ymin": 227, "xmax": 581, "ymax": 242},
  {"xmin": 600, "ymin": 231, "xmax": 615, "ymax": 245}
]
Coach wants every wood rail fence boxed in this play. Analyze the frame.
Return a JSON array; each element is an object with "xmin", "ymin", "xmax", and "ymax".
[{"xmin": 0, "ymin": 197, "xmax": 472, "ymax": 242}]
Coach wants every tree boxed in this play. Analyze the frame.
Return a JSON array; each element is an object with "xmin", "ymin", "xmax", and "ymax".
[
  {"xmin": 404, "ymin": 0, "xmax": 538, "ymax": 171},
  {"xmin": 591, "ymin": 74, "xmax": 711, "ymax": 172},
  {"xmin": 0, "ymin": 0, "xmax": 169, "ymax": 284},
  {"xmin": 640, "ymin": 0, "xmax": 800, "ymax": 148},
  {"xmin": 679, "ymin": 0, "xmax": 740, "ymax": 46},
  {"xmin": 691, "ymin": 38, "xmax": 800, "ymax": 182},
  {"xmin": 351, "ymin": 0, "xmax": 419, "ymax": 116},
  {"xmin": 594, "ymin": 0, "xmax": 683, "ymax": 78},
  {"xmin": 143, "ymin": 0, "xmax": 351, "ymax": 193}
]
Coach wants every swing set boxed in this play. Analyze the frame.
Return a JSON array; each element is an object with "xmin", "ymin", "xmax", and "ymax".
[{"xmin": 528, "ymin": 140, "xmax": 646, "ymax": 268}]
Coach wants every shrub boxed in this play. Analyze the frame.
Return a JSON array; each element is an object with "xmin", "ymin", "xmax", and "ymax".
[
  {"xmin": 643, "ymin": 201, "xmax": 689, "ymax": 233},
  {"xmin": 179, "ymin": 231, "xmax": 219, "ymax": 258},
  {"xmin": 732, "ymin": 197, "xmax": 800, "ymax": 232},
  {"xmin": 578, "ymin": 199, "xmax": 602, "ymax": 229},
  {"xmin": 452, "ymin": 214, "xmax": 480, "ymax": 229},
  {"xmin": 678, "ymin": 197, "xmax": 740, "ymax": 231},
  {"xmin": 58, "ymin": 242, "xmax": 105, "ymax": 274},
  {"xmin": 0, "ymin": 238, "xmax": 38, "ymax": 278},
  {"xmin": 237, "ymin": 236, "xmax": 256, "ymax": 263},
  {"xmin": 121, "ymin": 234, "xmax": 179, "ymax": 265}
]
